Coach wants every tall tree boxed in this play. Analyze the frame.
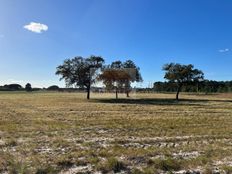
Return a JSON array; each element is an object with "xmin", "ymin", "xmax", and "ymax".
[
  {"xmin": 56, "ymin": 56, "xmax": 104, "ymax": 99},
  {"xmin": 163, "ymin": 63, "xmax": 204, "ymax": 100}
]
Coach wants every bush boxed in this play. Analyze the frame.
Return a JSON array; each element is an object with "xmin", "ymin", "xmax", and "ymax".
[
  {"xmin": 47, "ymin": 85, "xmax": 59, "ymax": 91},
  {"xmin": 25, "ymin": 83, "xmax": 32, "ymax": 92}
]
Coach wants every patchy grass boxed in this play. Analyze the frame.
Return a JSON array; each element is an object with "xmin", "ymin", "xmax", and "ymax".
[
  {"xmin": 96, "ymin": 157, "xmax": 126, "ymax": 173},
  {"xmin": 0, "ymin": 92, "xmax": 232, "ymax": 173}
]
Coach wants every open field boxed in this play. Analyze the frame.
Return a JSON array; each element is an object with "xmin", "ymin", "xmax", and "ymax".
[{"xmin": 0, "ymin": 92, "xmax": 232, "ymax": 173}]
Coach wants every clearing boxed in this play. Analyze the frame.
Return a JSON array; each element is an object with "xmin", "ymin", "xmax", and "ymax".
[{"xmin": 0, "ymin": 92, "xmax": 232, "ymax": 173}]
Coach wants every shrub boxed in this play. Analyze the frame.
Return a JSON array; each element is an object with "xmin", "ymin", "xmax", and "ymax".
[
  {"xmin": 47, "ymin": 85, "xmax": 60, "ymax": 91},
  {"xmin": 25, "ymin": 83, "xmax": 32, "ymax": 92}
]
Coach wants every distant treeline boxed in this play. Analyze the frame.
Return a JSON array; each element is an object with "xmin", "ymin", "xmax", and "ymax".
[
  {"xmin": 0, "ymin": 84, "xmax": 40, "ymax": 91},
  {"xmin": 2, "ymin": 80, "xmax": 232, "ymax": 93},
  {"xmin": 154, "ymin": 80, "xmax": 232, "ymax": 93},
  {"xmin": 0, "ymin": 84, "xmax": 89, "ymax": 92}
]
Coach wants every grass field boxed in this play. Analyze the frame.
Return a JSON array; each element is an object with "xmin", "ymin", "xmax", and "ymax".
[{"xmin": 0, "ymin": 92, "xmax": 232, "ymax": 174}]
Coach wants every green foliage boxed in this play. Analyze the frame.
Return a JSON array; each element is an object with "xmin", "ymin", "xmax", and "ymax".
[
  {"xmin": 47, "ymin": 85, "xmax": 59, "ymax": 91},
  {"xmin": 154, "ymin": 80, "xmax": 232, "ymax": 93},
  {"xmin": 163, "ymin": 63, "xmax": 204, "ymax": 83},
  {"xmin": 162, "ymin": 63, "xmax": 204, "ymax": 99},
  {"xmin": 56, "ymin": 55, "xmax": 104, "ymax": 99},
  {"xmin": 25, "ymin": 83, "xmax": 32, "ymax": 92},
  {"xmin": 0, "ymin": 84, "xmax": 23, "ymax": 91}
]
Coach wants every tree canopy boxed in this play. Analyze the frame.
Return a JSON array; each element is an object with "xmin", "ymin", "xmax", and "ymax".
[
  {"xmin": 56, "ymin": 55, "xmax": 104, "ymax": 99},
  {"xmin": 25, "ymin": 83, "xmax": 32, "ymax": 92}
]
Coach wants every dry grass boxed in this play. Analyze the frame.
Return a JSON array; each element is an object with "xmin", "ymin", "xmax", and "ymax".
[{"xmin": 0, "ymin": 92, "xmax": 232, "ymax": 173}]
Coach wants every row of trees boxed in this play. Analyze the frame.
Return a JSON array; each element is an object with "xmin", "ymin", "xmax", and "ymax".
[
  {"xmin": 0, "ymin": 84, "xmax": 62, "ymax": 92},
  {"xmin": 0, "ymin": 83, "xmax": 32, "ymax": 91},
  {"xmin": 56, "ymin": 56, "xmax": 206, "ymax": 100},
  {"xmin": 154, "ymin": 80, "xmax": 232, "ymax": 93},
  {"xmin": 56, "ymin": 56, "xmax": 142, "ymax": 99}
]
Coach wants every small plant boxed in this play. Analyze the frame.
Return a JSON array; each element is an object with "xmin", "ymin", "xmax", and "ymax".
[
  {"xmin": 195, "ymin": 156, "xmax": 211, "ymax": 166},
  {"xmin": 35, "ymin": 166, "xmax": 59, "ymax": 174},
  {"xmin": 152, "ymin": 158, "xmax": 181, "ymax": 171},
  {"xmin": 97, "ymin": 157, "xmax": 126, "ymax": 173},
  {"xmin": 87, "ymin": 156, "xmax": 100, "ymax": 165},
  {"xmin": 8, "ymin": 161, "xmax": 30, "ymax": 174},
  {"xmin": 108, "ymin": 157, "xmax": 125, "ymax": 173},
  {"xmin": 131, "ymin": 168, "xmax": 144, "ymax": 174},
  {"xmin": 57, "ymin": 159, "xmax": 74, "ymax": 168},
  {"xmin": 143, "ymin": 166, "xmax": 158, "ymax": 174}
]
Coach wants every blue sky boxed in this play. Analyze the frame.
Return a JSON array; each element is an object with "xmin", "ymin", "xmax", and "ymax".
[{"xmin": 0, "ymin": 0, "xmax": 232, "ymax": 87}]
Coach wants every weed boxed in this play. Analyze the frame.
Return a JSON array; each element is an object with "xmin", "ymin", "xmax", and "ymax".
[{"xmin": 152, "ymin": 158, "xmax": 181, "ymax": 171}]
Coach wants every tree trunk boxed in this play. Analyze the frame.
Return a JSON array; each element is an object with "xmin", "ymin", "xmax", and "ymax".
[
  {"xmin": 126, "ymin": 90, "xmax": 129, "ymax": 97},
  {"xmin": 176, "ymin": 84, "xmax": 182, "ymax": 101},
  {"xmin": 87, "ymin": 85, "xmax": 90, "ymax": 100},
  {"xmin": 116, "ymin": 87, "xmax": 118, "ymax": 99},
  {"xmin": 125, "ymin": 82, "xmax": 130, "ymax": 97}
]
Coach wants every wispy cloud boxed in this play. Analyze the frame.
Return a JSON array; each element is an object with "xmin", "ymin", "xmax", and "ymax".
[
  {"xmin": 219, "ymin": 48, "xmax": 230, "ymax": 53},
  {"xmin": 24, "ymin": 22, "xmax": 48, "ymax": 33}
]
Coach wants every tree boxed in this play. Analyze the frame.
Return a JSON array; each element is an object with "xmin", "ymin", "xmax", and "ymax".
[
  {"xmin": 99, "ymin": 68, "xmax": 131, "ymax": 99},
  {"xmin": 56, "ymin": 56, "xmax": 104, "ymax": 99},
  {"xmin": 4, "ymin": 84, "xmax": 22, "ymax": 91},
  {"xmin": 122, "ymin": 60, "xmax": 143, "ymax": 97},
  {"xmin": 163, "ymin": 63, "xmax": 204, "ymax": 100},
  {"xmin": 25, "ymin": 83, "xmax": 32, "ymax": 92},
  {"xmin": 100, "ymin": 60, "xmax": 142, "ymax": 98},
  {"xmin": 47, "ymin": 85, "xmax": 59, "ymax": 91}
]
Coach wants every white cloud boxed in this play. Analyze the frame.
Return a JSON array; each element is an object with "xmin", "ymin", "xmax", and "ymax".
[
  {"xmin": 24, "ymin": 22, "xmax": 48, "ymax": 33},
  {"xmin": 219, "ymin": 48, "xmax": 230, "ymax": 53}
]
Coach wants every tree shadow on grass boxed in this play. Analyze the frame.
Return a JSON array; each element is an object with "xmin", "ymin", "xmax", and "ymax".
[{"xmin": 93, "ymin": 98, "xmax": 232, "ymax": 106}]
